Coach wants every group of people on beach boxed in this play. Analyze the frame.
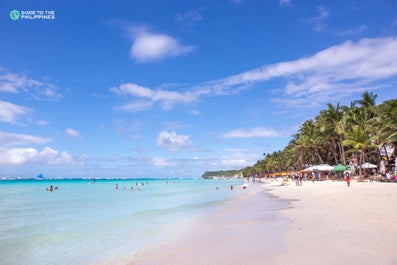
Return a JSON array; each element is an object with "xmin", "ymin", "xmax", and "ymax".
[{"xmin": 292, "ymin": 173, "xmax": 303, "ymax": 186}]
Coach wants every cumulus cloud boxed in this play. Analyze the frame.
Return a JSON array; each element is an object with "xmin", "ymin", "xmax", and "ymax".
[
  {"xmin": 128, "ymin": 27, "xmax": 195, "ymax": 62},
  {"xmin": 66, "ymin": 128, "xmax": 81, "ymax": 138},
  {"xmin": 0, "ymin": 146, "xmax": 76, "ymax": 165},
  {"xmin": 0, "ymin": 132, "xmax": 82, "ymax": 166},
  {"xmin": 111, "ymin": 83, "xmax": 198, "ymax": 111},
  {"xmin": 156, "ymin": 131, "xmax": 192, "ymax": 152},
  {"xmin": 0, "ymin": 101, "xmax": 31, "ymax": 124}
]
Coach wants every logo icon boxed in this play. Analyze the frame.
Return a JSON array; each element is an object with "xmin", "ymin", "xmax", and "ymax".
[{"xmin": 10, "ymin": 9, "xmax": 20, "ymax": 20}]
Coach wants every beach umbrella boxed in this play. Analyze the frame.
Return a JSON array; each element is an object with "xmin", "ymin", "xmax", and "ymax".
[
  {"xmin": 302, "ymin": 166, "xmax": 315, "ymax": 172},
  {"xmin": 314, "ymin": 164, "xmax": 334, "ymax": 171},
  {"xmin": 331, "ymin": 164, "xmax": 346, "ymax": 172},
  {"xmin": 302, "ymin": 164, "xmax": 333, "ymax": 172},
  {"xmin": 360, "ymin": 162, "xmax": 377, "ymax": 169}
]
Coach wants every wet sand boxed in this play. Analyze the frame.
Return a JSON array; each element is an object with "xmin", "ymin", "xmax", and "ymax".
[
  {"xmin": 129, "ymin": 183, "xmax": 290, "ymax": 265},
  {"xmin": 129, "ymin": 180, "xmax": 397, "ymax": 265}
]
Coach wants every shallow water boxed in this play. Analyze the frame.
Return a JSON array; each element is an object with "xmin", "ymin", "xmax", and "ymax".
[{"xmin": 0, "ymin": 178, "xmax": 255, "ymax": 265}]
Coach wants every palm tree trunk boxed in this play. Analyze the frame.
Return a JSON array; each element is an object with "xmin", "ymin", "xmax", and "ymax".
[
  {"xmin": 359, "ymin": 150, "xmax": 365, "ymax": 177},
  {"xmin": 339, "ymin": 136, "xmax": 346, "ymax": 164}
]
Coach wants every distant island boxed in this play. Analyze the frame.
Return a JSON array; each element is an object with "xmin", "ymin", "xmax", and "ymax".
[{"xmin": 201, "ymin": 170, "xmax": 241, "ymax": 179}]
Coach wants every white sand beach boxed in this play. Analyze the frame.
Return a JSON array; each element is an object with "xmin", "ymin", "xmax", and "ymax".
[
  {"xmin": 129, "ymin": 184, "xmax": 288, "ymax": 265},
  {"xmin": 268, "ymin": 180, "xmax": 397, "ymax": 265},
  {"xmin": 130, "ymin": 180, "xmax": 397, "ymax": 265}
]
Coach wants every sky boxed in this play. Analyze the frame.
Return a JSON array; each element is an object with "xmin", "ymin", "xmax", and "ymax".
[{"xmin": 0, "ymin": 0, "xmax": 397, "ymax": 179}]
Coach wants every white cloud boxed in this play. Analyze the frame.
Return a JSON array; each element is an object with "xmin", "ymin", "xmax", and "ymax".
[
  {"xmin": 0, "ymin": 146, "xmax": 76, "ymax": 165},
  {"xmin": 152, "ymin": 156, "xmax": 174, "ymax": 166},
  {"xmin": 335, "ymin": 25, "xmax": 367, "ymax": 36},
  {"xmin": 111, "ymin": 83, "xmax": 153, "ymax": 97},
  {"xmin": 210, "ymin": 37, "xmax": 397, "ymax": 107},
  {"xmin": 176, "ymin": 9, "xmax": 203, "ymax": 31},
  {"xmin": 189, "ymin": 109, "xmax": 201, "ymax": 115},
  {"xmin": 0, "ymin": 101, "xmax": 31, "ymax": 124},
  {"xmin": 111, "ymin": 83, "xmax": 198, "ymax": 111},
  {"xmin": 36, "ymin": 120, "xmax": 49, "ymax": 126},
  {"xmin": 208, "ymin": 148, "xmax": 261, "ymax": 169},
  {"xmin": 0, "ymin": 132, "xmax": 81, "ymax": 166},
  {"xmin": 220, "ymin": 158, "xmax": 248, "ymax": 167},
  {"xmin": 117, "ymin": 101, "xmax": 154, "ymax": 112},
  {"xmin": 0, "ymin": 72, "xmax": 40, "ymax": 93},
  {"xmin": 222, "ymin": 127, "xmax": 282, "ymax": 138},
  {"xmin": 0, "ymin": 131, "xmax": 51, "ymax": 148},
  {"xmin": 128, "ymin": 27, "xmax": 195, "ymax": 62},
  {"xmin": 112, "ymin": 37, "xmax": 397, "ymax": 113},
  {"xmin": 305, "ymin": 5, "xmax": 330, "ymax": 32},
  {"xmin": 66, "ymin": 128, "xmax": 81, "ymax": 138},
  {"xmin": 0, "ymin": 70, "xmax": 62, "ymax": 101},
  {"xmin": 156, "ymin": 131, "xmax": 192, "ymax": 152}
]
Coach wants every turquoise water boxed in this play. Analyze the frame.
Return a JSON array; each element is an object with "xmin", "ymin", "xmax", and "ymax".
[{"xmin": 0, "ymin": 178, "xmax": 251, "ymax": 265}]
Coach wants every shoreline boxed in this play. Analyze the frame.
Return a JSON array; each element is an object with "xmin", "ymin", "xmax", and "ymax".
[
  {"xmin": 267, "ymin": 180, "xmax": 397, "ymax": 265},
  {"xmin": 127, "ymin": 180, "xmax": 397, "ymax": 265},
  {"xmin": 129, "ymin": 183, "xmax": 290, "ymax": 265}
]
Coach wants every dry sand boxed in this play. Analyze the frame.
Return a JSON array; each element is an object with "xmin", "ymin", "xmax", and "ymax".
[
  {"xmin": 130, "ymin": 180, "xmax": 397, "ymax": 265},
  {"xmin": 268, "ymin": 179, "xmax": 397, "ymax": 265}
]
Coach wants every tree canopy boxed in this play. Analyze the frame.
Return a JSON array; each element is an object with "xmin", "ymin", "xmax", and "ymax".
[{"xmin": 204, "ymin": 92, "xmax": 397, "ymax": 178}]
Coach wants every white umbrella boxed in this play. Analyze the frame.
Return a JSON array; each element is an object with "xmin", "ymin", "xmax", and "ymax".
[
  {"xmin": 313, "ymin": 164, "xmax": 334, "ymax": 171},
  {"xmin": 360, "ymin": 162, "xmax": 377, "ymax": 169},
  {"xmin": 302, "ymin": 164, "xmax": 334, "ymax": 172},
  {"xmin": 302, "ymin": 166, "xmax": 315, "ymax": 172}
]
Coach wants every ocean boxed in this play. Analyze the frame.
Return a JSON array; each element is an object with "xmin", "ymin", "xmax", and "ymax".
[{"xmin": 0, "ymin": 178, "xmax": 268, "ymax": 265}]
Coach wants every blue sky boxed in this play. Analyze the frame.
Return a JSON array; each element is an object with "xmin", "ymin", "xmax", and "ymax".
[{"xmin": 1, "ymin": 0, "xmax": 397, "ymax": 179}]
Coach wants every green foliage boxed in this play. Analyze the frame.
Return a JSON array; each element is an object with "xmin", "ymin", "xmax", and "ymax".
[{"xmin": 202, "ymin": 91, "xmax": 397, "ymax": 178}]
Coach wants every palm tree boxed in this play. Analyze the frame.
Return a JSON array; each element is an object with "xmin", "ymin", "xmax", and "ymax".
[
  {"xmin": 317, "ymin": 103, "xmax": 347, "ymax": 165},
  {"xmin": 343, "ymin": 124, "xmax": 377, "ymax": 177},
  {"xmin": 353, "ymin": 91, "xmax": 377, "ymax": 109},
  {"xmin": 297, "ymin": 119, "xmax": 324, "ymax": 164},
  {"xmin": 374, "ymin": 99, "xmax": 397, "ymax": 172}
]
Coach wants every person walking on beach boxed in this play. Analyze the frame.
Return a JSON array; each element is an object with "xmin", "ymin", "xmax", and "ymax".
[
  {"xmin": 344, "ymin": 171, "xmax": 350, "ymax": 187},
  {"xmin": 292, "ymin": 173, "xmax": 299, "ymax": 186}
]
